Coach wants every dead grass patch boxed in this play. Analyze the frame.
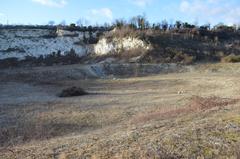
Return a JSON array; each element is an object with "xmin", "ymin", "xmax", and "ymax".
[
  {"xmin": 133, "ymin": 96, "xmax": 239, "ymax": 124},
  {"xmin": 189, "ymin": 96, "xmax": 239, "ymax": 110},
  {"xmin": 221, "ymin": 55, "xmax": 240, "ymax": 63}
]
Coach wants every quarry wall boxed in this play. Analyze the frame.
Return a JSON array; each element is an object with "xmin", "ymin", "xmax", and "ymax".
[{"xmin": 0, "ymin": 28, "xmax": 150, "ymax": 59}]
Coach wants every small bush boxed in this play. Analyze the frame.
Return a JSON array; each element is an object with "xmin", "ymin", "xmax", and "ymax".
[
  {"xmin": 173, "ymin": 52, "xmax": 194, "ymax": 64},
  {"xmin": 0, "ymin": 58, "xmax": 19, "ymax": 68},
  {"xmin": 221, "ymin": 55, "xmax": 240, "ymax": 63},
  {"xmin": 58, "ymin": 87, "xmax": 88, "ymax": 97},
  {"xmin": 160, "ymin": 48, "xmax": 195, "ymax": 64}
]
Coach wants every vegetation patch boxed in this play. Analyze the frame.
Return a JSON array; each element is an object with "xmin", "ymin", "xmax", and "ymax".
[
  {"xmin": 189, "ymin": 96, "xmax": 239, "ymax": 110},
  {"xmin": 58, "ymin": 86, "xmax": 88, "ymax": 97},
  {"xmin": 0, "ymin": 49, "xmax": 84, "ymax": 68},
  {"xmin": 133, "ymin": 96, "xmax": 239, "ymax": 124},
  {"xmin": 221, "ymin": 55, "xmax": 240, "ymax": 63}
]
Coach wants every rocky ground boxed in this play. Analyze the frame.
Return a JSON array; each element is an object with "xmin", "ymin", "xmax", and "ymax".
[{"xmin": 1, "ymin": 63, "xmax": 240, "ymax": 158}]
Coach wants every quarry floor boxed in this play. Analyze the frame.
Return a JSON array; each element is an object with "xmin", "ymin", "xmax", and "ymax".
[{"xmin": 1, "ymin": 63, "xmax": 240, "ymax": 158}]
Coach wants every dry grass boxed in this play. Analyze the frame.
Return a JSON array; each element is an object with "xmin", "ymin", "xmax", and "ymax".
[
  {"xmin": 0, "ymin": 104, "xmax": 125, "ymax": 147},
  {"xmin": 103, "ymin": 27, "xmax": 143, "ymax": 40},
  {"xmin": 1, "ymin": 63, "xmax": 240, "ymax": 158},
  {"xmin": 189, "ymin": 96, "xmax": 239, "ymax": 110},
  {"xmin": 132, "ymin": 96, "xmax": 239, "ymax": 124},
  {"xmin": 221, "ymin": 55, "xmax": 240, "ymax": 63}
]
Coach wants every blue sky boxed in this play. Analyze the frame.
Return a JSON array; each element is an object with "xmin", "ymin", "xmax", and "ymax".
[{"xmin": 0, "ymin": 0, "xmax": 240, "ymax": 25}]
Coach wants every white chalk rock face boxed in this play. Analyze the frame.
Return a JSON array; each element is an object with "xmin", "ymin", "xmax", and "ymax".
[
  {"xmin": 94, "ymin": 38, "xmax": 114, "ymax": 55},
  {"xmin": 94, "ymin": 37, "xmax": 150, "ymax": 55},
  {"xmin": 0, "ymin": 28, "xmax": 94, "ymax": 59},
  {"xmin": 0, "ymin": 28, "xmax": 150, "ymax": 59}
]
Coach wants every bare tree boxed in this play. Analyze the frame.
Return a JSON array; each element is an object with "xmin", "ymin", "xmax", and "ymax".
[
  {"xmin": 137, "ymin": 15, "xmax": 146, "ymax": 30},
  {"xmin": 76, "ymin": 18, "xmax": 89, "ymax": 27},
  {"xmin": 162, "ymin": 20, "xmax": 168, "ymax": 31},
  {"xmin": 129, "ymin": 16, "xmax": 138, "ymax": 29},
  {"xmin": 76, "ymin": 19, "xmax": 83, "ymax": 27},
  {"xmin": 114, "ymin": 19, "xmax": 126, "ymax": 29}
]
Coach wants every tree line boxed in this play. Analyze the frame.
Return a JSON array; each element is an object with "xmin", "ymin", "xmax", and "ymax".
[{"xmin": 1, "ymin": 15, "xmax": 239, "ymax": 32}]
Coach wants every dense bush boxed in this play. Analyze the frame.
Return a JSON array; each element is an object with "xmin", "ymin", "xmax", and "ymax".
[{"xmin": 58, "ymin": 87, "xmax": 88, "ymax": 97}]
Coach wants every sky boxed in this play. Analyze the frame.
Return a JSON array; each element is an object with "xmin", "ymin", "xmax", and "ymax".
[{"xmin": 0, "ymin": 0, "xmax": 240, "ymax": 26}]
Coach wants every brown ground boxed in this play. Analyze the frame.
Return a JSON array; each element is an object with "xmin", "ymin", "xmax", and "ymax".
[{"xmin": 1, "ymin": 63, "xmax": 240, "ymax": 158}]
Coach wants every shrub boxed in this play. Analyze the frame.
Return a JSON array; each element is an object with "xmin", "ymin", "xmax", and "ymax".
[
  {"xmin": 0, "ymin": 57, "xmax": 19, "ymax": 68},
  {"xmin": 104, "ymin": 26, "xmax": 140, "ymax": 41},
  {"xmin": 173, "ymin": 52, "xmax": 194, "ymax": 64},
  {"xmin": 163, "ymin": 48, "xmax": 195, "ymax": 64},
  {"xmin": 221, "ymin": 55, "xmax": 240, "ymax": 63},
  {"xmin": 58, "ymin": 87, "xmax": 88, "ymax": 97},
  {"xmin": 118, "ymin": 47, "xmax": 147, "ymax": 60}
]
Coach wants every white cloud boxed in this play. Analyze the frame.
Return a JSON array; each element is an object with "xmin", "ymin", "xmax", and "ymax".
[
  {"xmin": 90, "ymin": 8, "xmax": 113, "ymax": 20},
  {"xmin": 32, "ymin": 0, "xmax": 67, "ymax": 8},
  {"xmin": 131, "ymin": 0, "xmax": 152, "ymax": 7},
  {"xmin": 180, "ymin": 1, "xmax": 190, "ymax": 12},
  {"xmin": 179, "ymin": 0, "xmax": 240, "ymax": 25}
]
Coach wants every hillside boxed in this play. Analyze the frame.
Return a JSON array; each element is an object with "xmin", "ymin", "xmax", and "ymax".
[
  {"xmin": 1, "ymin": 24, "xmax": 240, "ymax": 158},
  {"xmin": 0, "ymin": 25, "xmax": 240, "ymax": 68},
  {"xmin": 1, "ymin": 63, "xmax": 240, "ymax": 158}
]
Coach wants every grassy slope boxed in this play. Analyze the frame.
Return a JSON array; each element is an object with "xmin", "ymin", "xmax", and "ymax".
[{"xmin": 1, "ymin": 63, "xmax": 240, "ymax": 158}]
